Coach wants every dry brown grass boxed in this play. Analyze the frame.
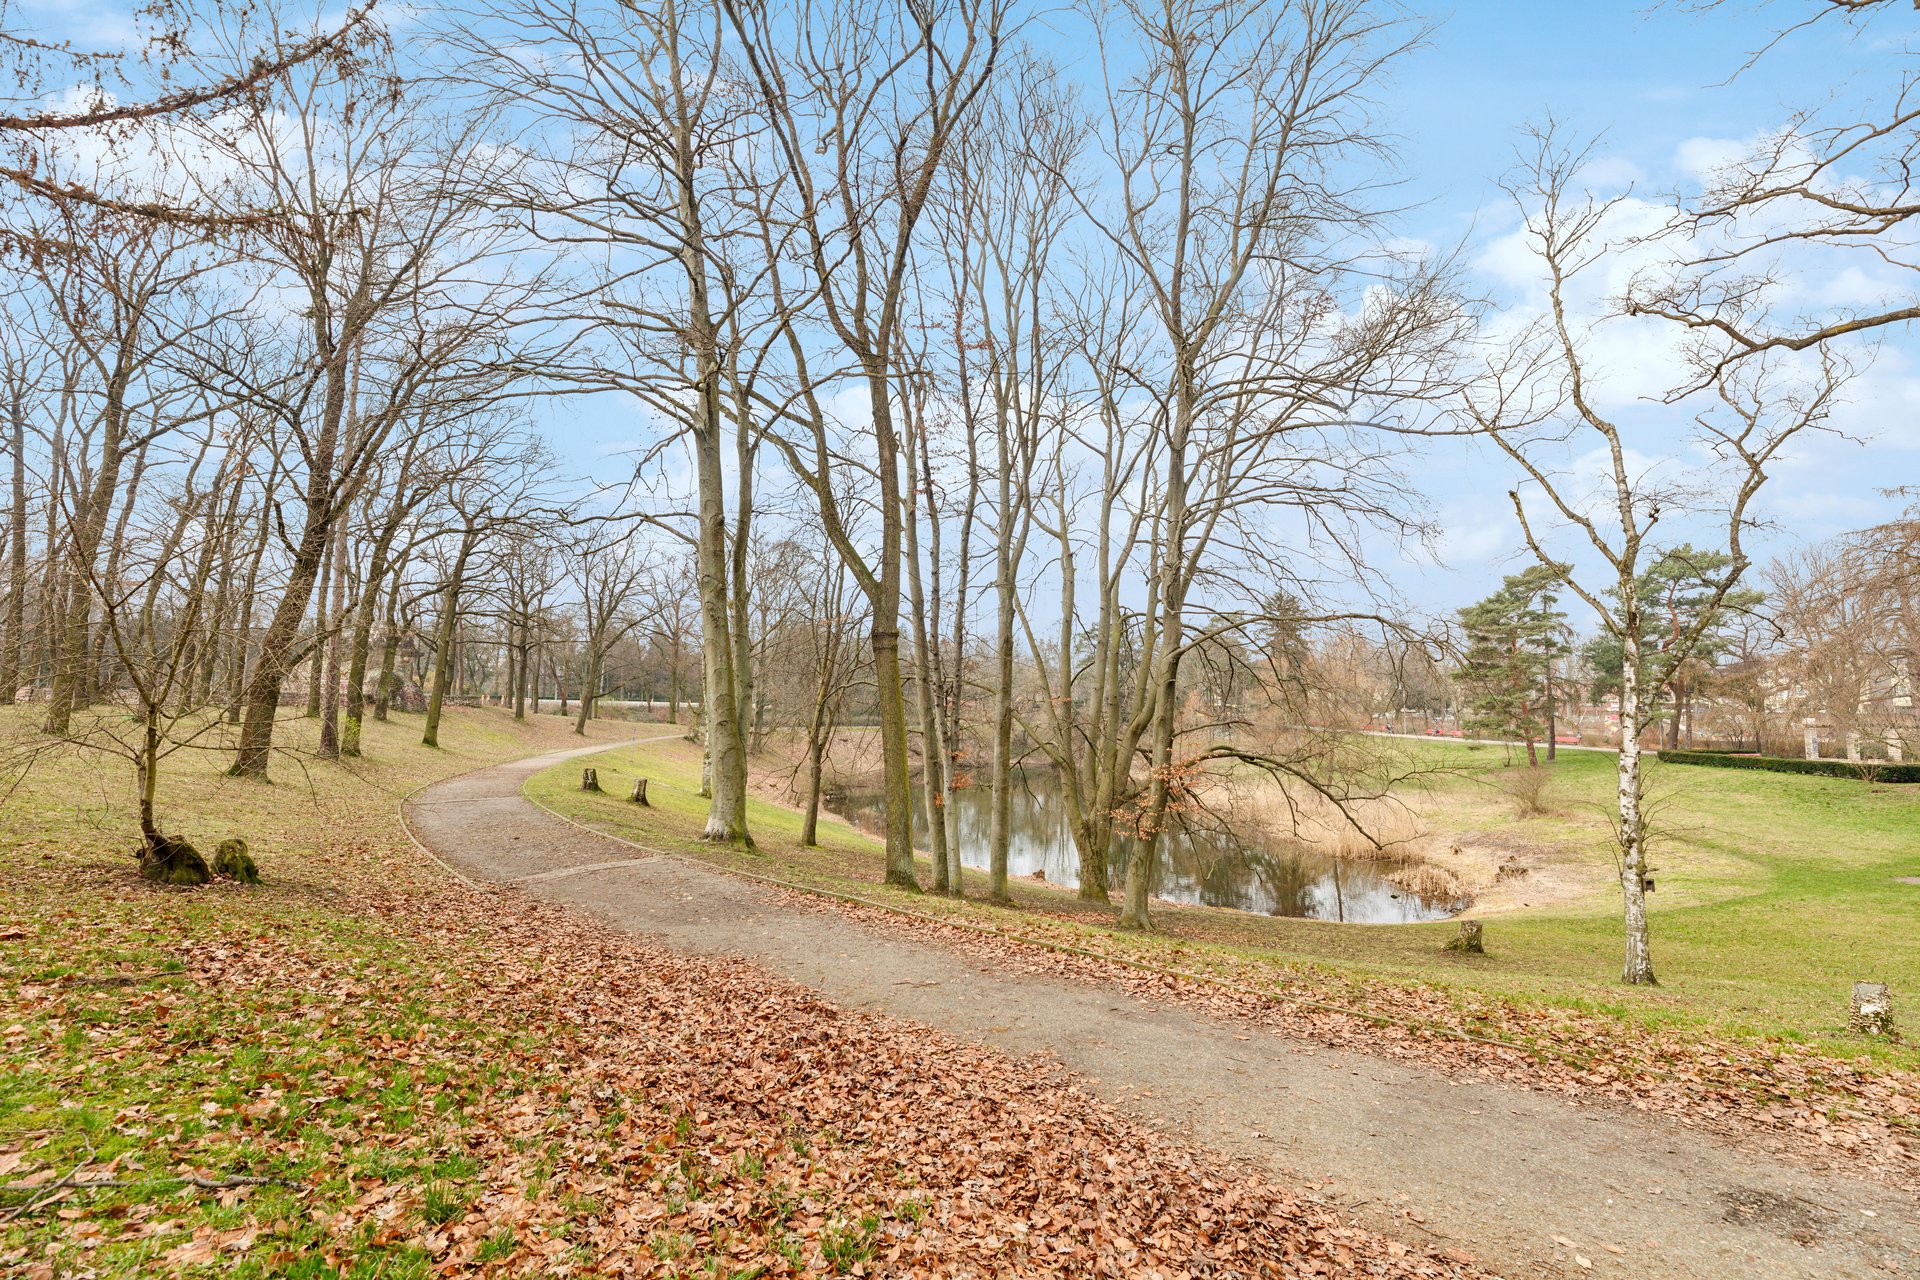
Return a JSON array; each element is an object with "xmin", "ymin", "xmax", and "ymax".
[
  {"xmin": 1388, "ymin": 862, "xmax": 1466, "ymax": 902},
  {"xmin": 1210, "ymin": 771, "xmax": 1429, "ymax": 860}
]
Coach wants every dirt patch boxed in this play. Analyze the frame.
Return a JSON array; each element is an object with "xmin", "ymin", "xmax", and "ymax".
[{"xmin": 1428, "ymin": 829, "xmax": 1602, "ymax": 914}]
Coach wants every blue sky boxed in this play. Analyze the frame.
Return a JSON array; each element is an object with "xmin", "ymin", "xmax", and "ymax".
[
  {"xmin": 11, "ymin": 0, "xmax": 1914, "ymax": 624},
  {"xmin": 1363, "ymin": 2, "xmax": 1920, "ymax": 615}
]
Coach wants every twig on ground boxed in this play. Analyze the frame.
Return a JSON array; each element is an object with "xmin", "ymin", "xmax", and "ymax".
[{"xmin": 0, "ymin": 1171, "xmax": 295, "ymax": 1221}]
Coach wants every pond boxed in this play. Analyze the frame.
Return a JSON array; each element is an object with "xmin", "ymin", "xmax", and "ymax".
[{"xmin": 829, "ymin": 772, "xmax": 1462, "ymax": 924}]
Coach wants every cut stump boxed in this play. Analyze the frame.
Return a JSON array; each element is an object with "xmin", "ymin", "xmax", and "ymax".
[
  {"xmin": 1445, "ymin": 919, "xmax": 1485, "ymax": 954},
  {"xmin": 139, "ymin": 833, "xmax": 210, "ymax": 886},
  {"xmin": 581, "ymin": 767, "xmax": 600, "ymax": 792},
  {"xmin": 628, "ymin": 778, "xmax": 649, "ymax": 806},
  {"xmin": 1851, "ymin": 982, "xmax": 1893, "ymax": 1037}
]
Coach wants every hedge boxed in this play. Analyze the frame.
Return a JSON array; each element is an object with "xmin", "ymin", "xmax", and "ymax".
[{"xmin": 1656, "ymin": 749, "xmax": 1920, "ymax": 784}]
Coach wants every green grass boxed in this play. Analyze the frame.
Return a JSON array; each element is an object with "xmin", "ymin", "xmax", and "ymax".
[
  {"xmin": 531, "ymin": 735, "xmax": 1920, "ymax": 1069},
  {"xmin": 0, "ymin": 705, "xmax": 630, "ymax": 1277}
]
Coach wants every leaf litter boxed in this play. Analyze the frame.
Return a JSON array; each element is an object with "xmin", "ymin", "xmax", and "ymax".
[{"xmin": 1, "ymin": 771, "xmax": 1490, "ymax": 1279}]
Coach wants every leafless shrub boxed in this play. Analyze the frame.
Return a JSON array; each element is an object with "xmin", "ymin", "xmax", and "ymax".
[{"xmin": 1496, "ymin": 766, "xmax": 1555, "ymax": 820}]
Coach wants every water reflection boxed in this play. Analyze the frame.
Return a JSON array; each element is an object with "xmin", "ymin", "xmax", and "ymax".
[{"xmin": 830, "ymin": 773, "xmax": 1458, "ymax": 924}]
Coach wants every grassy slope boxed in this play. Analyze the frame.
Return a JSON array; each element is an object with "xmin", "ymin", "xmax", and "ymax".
[
  {"xmin": 1, "ymin": 709, "xmax": 1488, "ymax": 1280},
  {"xmin": 0, "ymin": 707, "xmax": 627, "ymax": 1277},
  {"xmin": 531, "ymin": 735, "xmax": 1920, "ymax": 1068}
]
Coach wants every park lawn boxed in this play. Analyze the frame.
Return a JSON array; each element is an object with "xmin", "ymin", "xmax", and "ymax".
[
  {"xmin": 531, "ymin": 735, "xmax": 1920, "ymax": 1072},
  {"xmin": 0, "ymin": 707, "xmax": 629, "ymax": 1278},
  {"xmin": 3, "ymin": 707, "xmax": 1480, "ymax": 1280}
]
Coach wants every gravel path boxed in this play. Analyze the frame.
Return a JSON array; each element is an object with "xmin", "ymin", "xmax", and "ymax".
[{"xmin": 404, "ymin": 744, "xmax": 1919, "ymax": 1279}]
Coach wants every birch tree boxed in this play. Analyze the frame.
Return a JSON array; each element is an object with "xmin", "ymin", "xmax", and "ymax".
[{"xmin": 1465, "ymin": 131, "xmax": 1845, "ymax": 984}]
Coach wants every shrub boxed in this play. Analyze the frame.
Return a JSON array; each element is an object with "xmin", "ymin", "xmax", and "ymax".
[
  {"xmin": 1656, "ymin": 749, "xmax": 1920, "ymax": 784},
  {"xmin": 1496, "ymin": 765, "xmax": 1555, "ymax": 818}
]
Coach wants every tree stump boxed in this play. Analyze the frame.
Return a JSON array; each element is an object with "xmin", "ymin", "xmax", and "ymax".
[
  {"xmin": 628, "ymin": 778, "xmax": 650, "ymax": 806},
  {"xmin": 1851, "ymin": 982, "xmax": 1893, "ymax": 1036},
  {"xmin": 581, "ymin": 767, "xmax": 600, "ymax": 792},
  {"xmin": 211, "ymin": 838, "xmax": 260, "ymax": 885},
  {"xmin": 139, "ymin": 833, "xmax": 210, "ymax": 886},
  {"xmin": 1445, "ymin": 919, "xmax": 1485, "ymax": 954}
]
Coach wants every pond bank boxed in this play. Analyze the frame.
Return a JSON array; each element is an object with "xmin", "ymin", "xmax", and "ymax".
[{"xmin": 824, "ymin": 771, "xmax": 1471, "ymax": 924}]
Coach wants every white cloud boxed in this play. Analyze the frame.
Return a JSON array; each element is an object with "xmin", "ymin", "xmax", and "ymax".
[
  {"xmin": 1673, "ymin": 134, "xmax": 1749, "ymax": 184},
  {"xmin": 1575, "ymin": 155, "xmax": 1643, "ymax": 191}
]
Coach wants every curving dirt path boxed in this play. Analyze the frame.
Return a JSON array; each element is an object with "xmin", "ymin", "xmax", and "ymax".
[{"xmin": 404, "ymin": 743, "xmax": 1919, "ymax": 1280}]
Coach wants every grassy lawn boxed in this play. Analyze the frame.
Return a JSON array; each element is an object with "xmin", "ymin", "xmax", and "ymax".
[
  {"xmin": 532, "ymin": 735, "xmax": 1920, "ymax": 1071},
  {"xmin": 1, "ymin": 707, "xmax": 1476, "ymax": 1279},
  {"xmin": 0, "ymin": 707, "xmax": 629, "ymax": 1277}
]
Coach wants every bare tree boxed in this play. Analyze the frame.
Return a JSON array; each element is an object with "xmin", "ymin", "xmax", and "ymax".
[
  {"xmin": 420, "ymin": 429, "xmax": 549, "ymax": 748},
  {"xmin": 724, "ymin": 0, "xmax": 1010, "ymax": 890},
  {"xmin": 188, "ymin": 42, "xmax": 527, "ymax": 777},
  {"xmin": 1631, "ymin": 0, "xmax": 1920, "ymax": 364},
  {"xmin": 1465, "ymin": 130, "xmax": 1846, "ymax": 984},
  {"xmin": 0, "ymin": 0, "xmax": 374, "ymax": 224},
  {"xmin": 567, "ymin": 530, "xmax": 651, "ymax": 736},
  {"xmin": 455, "ymin": 0, "xmax": 765, "ymax": 844},
  {"xmin": 1075, "ymin": 0, "xmax": 1448, "ymax": 930},
  {"xmin": 936, "ymin": 53, "xmax": 1081, "ymax": 900},
  {"xmin": 20, "ymin": 211, "xmax": 241, "ymax": 736}
]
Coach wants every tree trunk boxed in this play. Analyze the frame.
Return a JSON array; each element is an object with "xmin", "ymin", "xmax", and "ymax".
[
  {"xmin": 573, "ymin": 643, "xmax": 600, "ymax": 735},
  {"xmin": 231, "ymin": 318, "xmax": 355, "ymax": 778},
  {"xmin": 1544, "ymin": 654, "xmax": 1558, "ymax": 762},
  {"xmin": 87, "ymin": 441, "xmax": 149, "ymax": 707},
  {"xmin": 693, "ymin": 380, "xmax": 752, "ymax": 845},
  {"xmin": 1120, "ymin": 384, "xmax": 1193, "ymax": 931},
  {"xmin": 45, "ymin": 386, "xmax": 132, "ymax": 734},
  {"xmin": 373, "ymin": 571, "xmax": 402, "ymax": 722},
  {"xmin": 196, "ymin": 477, "xmax": 246, "ymax": 709},
  {"xmin": 801, "ymin": 700, "xmax": 828, "ymax": 848},
  {"xmin": 987, "ymin": 546, "xmax": 1017, "ymax": 903},
  {"xmin": 423, "ymin": 530, "xmax": 477, "ymax": 748},
  {"xmin": 902, "ymin": 422, "xmax": 954, "ymax": 895},
  {"xmin": 341, "ymin": 532, "xmax": 393, "ymax": 756},
  {"xmin": 1617, "ymin": 622, "xmax": 1657, "ymax": 985},
  {"xmin": 944, "ymin": 390, "xmax": 980, "ymax": 897},
  {"xmin": 306, "ymin": 534, "xmax": 331, "ymax": 718},
  {"xmin": 318, "ymin": 512, "xmax": 349, "ymax": 756},
  {"xmin": 226, "ymin": 492, "xmax": 272, "ymax": 724},
  {"xmin": 866, "ymin": 379, "xmax": 918, "ymax": 891},
  {"xmin": 512, "ymin": 624, "xmax": 529, "ymax": 719},
  {"xmin": 729, "ymin": 371, "xmax": 756, "ymax": 763},
  {"xmin": 668, "ymin": 636, "xmax": 681, "ymax": 724},
  {"xmin": 1, "ymin": 382, "xmax": 26, "ymax": 702},
  {"xmin": 502, "ymin": 635, "xmax": 516, "ymax": 714}
]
